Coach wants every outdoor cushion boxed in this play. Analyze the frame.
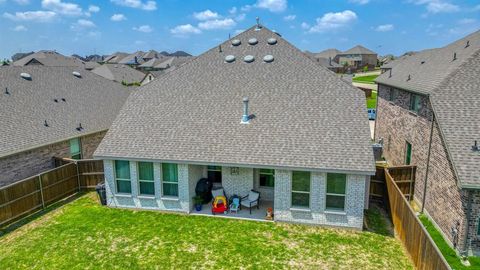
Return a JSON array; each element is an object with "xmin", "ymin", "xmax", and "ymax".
[{"xmin": 248, "ymin": 191, "xmax": 259, "ymax": 201}]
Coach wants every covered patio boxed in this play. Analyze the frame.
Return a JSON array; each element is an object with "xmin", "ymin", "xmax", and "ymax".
[{"xmin": 191, "ymin": 200, "xmax": 274, "ymax": 222}]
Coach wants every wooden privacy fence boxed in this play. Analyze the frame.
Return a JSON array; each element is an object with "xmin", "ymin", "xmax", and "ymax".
[
  {"xmin": 385, "ymin": 167, "xmax": 450, "ymax": 270},
  {"xmin": 0, "ymin": 158, "xmax": 104, "ymax": 227}
]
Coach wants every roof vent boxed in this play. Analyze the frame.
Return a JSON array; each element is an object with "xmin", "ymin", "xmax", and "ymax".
[
  {"xmin": 472, "ymin": 141, "xmax": 479, "ymax": 151},
  {"xmin": 453, "ymin": 52, "xmax": 457, "ymax": 61},
  {"xmin": 388, "ymin": 69, "xmax": 392, "ymax": 78},
  {"xmin": 263, "ymin": 55, "xmax": 274, "ymax": 63},
  {"xmin": 241, "ymin": 97, "xmax": 250, "ymax": 124},
  {"xmin": 255, "ymin": 17, "xmax": 262, "ymax": 30},
  {"xmin": 76, "ymin": 123, "xmax": 83, "ymax": 131},
  {"xmin": 219, "ymin": 45, "xmax": 222, "ymax": 53},
  {"xmin": 44, "ymin": 120, "xmax": 49, "ymax": 127},
  {"xmin": 232, "ymin": 39, "xmax": 241, "ymax": 46},
  {"xmin": 267, "ymin": 38, "xmax": 277, "ymax": 45},
  {"xmin": 465, "ymin": 40, "xmax": 470, "ymax": 48},
  {"xmin": 54, "ymin": 98, "xmax": 58, "ymax": 103},
  {"xmin": 273, "ymin": 30, "xmax": 282, "ymax": 37},
  {"xmin": 244, "ymin": 55, "xmax": 255, "ymax": 63},
  {"xmin": 248, "ymin": 38, "xmax": 258, "ymax": 45},
  {"xmin": 72, "ymin": 71, "xmax": 82, "ymax": 78},
  {"xmin": 62, "ymin": 98, "xmax": 66, "ymax": 102},
  {"xmin": 20, "ymin": 72, "xmax": 32, "ymax": 80},
  {"xmin": 4, "ymin": 87, "xmax": 9, "ymax": 95},
  {"xmin": 421, "ymin": 61, "xmax": 425, "ymax": 64},
  {"xmin": 407, "ymin": 74, "xmax": 411, "ymax": 81},
  {"xmin": 225, "ymin": 55, "xmax": 236, "ymax": 63}
]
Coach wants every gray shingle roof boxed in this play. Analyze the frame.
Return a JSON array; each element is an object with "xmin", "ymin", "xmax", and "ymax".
[
  {"xmin": 377, "ymin": 30, "xmax": 480, "ymax": 188},
  {"xmin": 91, "ymin": 64, "xmax": 147, "ymax": 84},
  {"xmin": 94, "ymin": 25, "xmax": 375, "ymax": 174},
  {"xmin": 0, "ymin": 66, "xmax": 131, "ymax": 158},
  {"xmin": 138, "ymin": 57, "xmax": 167, "ymax": 68},
  {"xmin": 143, "ymin": 50, "xmax": 160, "ymax": 60},
  {"xmin": 118, "ymin": 51, "xmax": 146, "ymax": 65},
  {"xmin": 13, "ymin": 50, "xmax": 85, "ymax": 67},
  {"xmin": 315, "ymin": 48, "xmax": 341, "ymax": 59},
  {"xmin": 104, "ymin": 52, "xmax": 129, "ymax": 64},
  {"xmin": 154, "ymin": 56, "xmax": 194, "ymax": 69},
  {"xmin": 340, "ymin": 45, "xmax": 377, "ymax": 55}
]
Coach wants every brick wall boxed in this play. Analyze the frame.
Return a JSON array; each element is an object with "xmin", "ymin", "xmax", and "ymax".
[
  {"xmin": 0, "ymin": 131, "xmax": 107, "ymax": 187},
  {"xmin": 273, "ymin": 170, "xmax": 366, "ymax": 229},
  {"xmin": 376, "ymin": 84, "xmax": 472, "ymax": 252},
  {"xmin": 221, "ymin": 166, "xmax": 254, "ymax": 198}
]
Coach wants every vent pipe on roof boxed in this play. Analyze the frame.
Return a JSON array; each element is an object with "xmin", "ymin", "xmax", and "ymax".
[
  {"xmin": 465, "ymin": 41, "xmax": 470, "ymax": 48},
  {"xmin": 76, "ymin": 123, "xmax": 83, "ymax": 131},
  {"xmin": 241, "ymin": 97, "xmax": 250, "ymax": 124},
  {"xmin": 407, "ymin": 74, "xmax": 411, "ymax": 81},
  {"xmin": 473, "ymin": 141, "xmax": 479, "ymax": 152},
  {"xmin": 388, "ymin": 69, "xmax": 392, "ymax": 78},
  {"xmin": 44, "ymin": 120, "xmax": 49, "ymax": 127},
  {"xmin": 329, "ymin": 57, "xmax": 332, "ymax": 66},
  {"xmin": 219, "ymin": 45, "xmax": 222, "ymax": 53},
  {"xmin": 453, "ymin": 52, "xmax": 457, "ymax": 61},
  {"xmin": 256, "ymin": 17, "xmax": 261, "ymax": 29},
  {"xmin": 5, "ymin": 87, "xmax": 9, "ymax": 95}
]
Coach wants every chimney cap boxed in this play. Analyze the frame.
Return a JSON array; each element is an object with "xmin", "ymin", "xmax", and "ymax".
[{"xmin": 243, "ymin": 97, "xmax": 249, "ymax": 102}]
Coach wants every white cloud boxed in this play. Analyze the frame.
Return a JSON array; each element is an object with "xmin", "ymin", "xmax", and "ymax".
[
  {"xmin": 235, "ymin": 13, "xmax": 246, "ymax": 22},
  {"xmin": 283, "ymin": 14, "xmax": 296, "ymax": 21},
  {"xmin": 301, "ymin": 22, "xmax": 310, "ymax": 29},
  {"xmin": 240, "ymin": 5, "xmax": 252, "ymax": 12},
  {"xmin": 410, "ymin": 0, "xmax": 459, "ymax": 14},
  {"xmin": 308, "ymin": 10, "xmax": 357, "ymax": 33},
  {"xmin": 111, "ymin": 0, "xmax": 156, "ymax": 11},
  {"xmin": 14, "ymin": 0, "xmax": 30, "ymax": 4},
  {"xmin": 229, "ymin": 7, "xmax": 237, "ymax": 14},
  {"xmin": 3, "ymin": 11, "xmax": 56, "ymax": 22},
  {"xmin": 170, "ymin": 24, "xmax": 202, "ymax": 35},
  {"xmin": 13, "ymin": 25, "xmax": 27, "ymax": 31},
  {"xmin": 41, "ymin": 0, "xmax": 83, "ymax": 16},
  {"xmin": 198, "ymin": 18, "xmax": 236, "ymax": 30},
  {"xmin": 349, "ymin": 0, "xmax": 370, "ymax": 4},
  {"xmin": 375, "ymin": 24, "xmax": 394, "ymax": 32},
  {"xmin": 71, "ymin": 19, "xmax": 96, "ymax": 31},
  {"xmin": 133, "ymin": 25, "xmax": 153, "ymax": 33},
  {"xmin": 458, "ymin": 18, "xmax": 476, "ymax": 25},
  {"xmin": 256, "ymin": 0, "xmax": 287, "ymax": 12},
  {"xmin": 193, "ymin": 10, "xmax": 219, "ymax": 20},
  {"xmin": 111, "ymin": 13, "xmax": 126, "ymax": 21},
  {"xmin": 87, "ymin": 31, "xmax": 101, "ymax": 38},
  {"xmin": 88, "ymin": 5, "xmax": 100, "ymax": 13}
]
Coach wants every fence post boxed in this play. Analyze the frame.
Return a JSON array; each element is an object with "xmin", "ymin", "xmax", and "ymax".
[
  {"xmin": 75, "ymin": 161, "xmax": 81, "ymax": 192},
  {"xmin": 38, "ymin": 174, "xmax": 45, "ymax": 209}
]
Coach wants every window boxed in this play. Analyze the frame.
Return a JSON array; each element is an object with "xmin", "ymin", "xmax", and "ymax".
[
  {"xmin": 138, "ymin": 162, "xmax": 154, "ymax": 196},
  {"xmin": 208, "ymin": 166, "xmax": 222, "ymax": 183},
  {"xmin": 405, "ymin": 142, "xmax": 412, "ymax": 165},
  {"xmin": 115, "ymin": 160, "xmax": 131, "ymax": 193},
  {"xmin": 326, "ymin": 173, "xmax": 347, "ymax": 211},
  {"xmin": 291, "ymin": 171, "xmax": 310, "ymax": 208},
  {"xmin": 259, "ymin": 169, "xmax": 274, "ymax": 188},
  {"xmin": 389, "ymin": 88, "xmax": 396, "ymax": 102},
  {"xmin": 69, "ymin": 138, "xmax": 82, "ymax": 159},
  {"xmin": 410, "ymin": 94, "xmax": 421, "ymax": 113},
  {"xmin": 162, "ymin": 163, "xmax": 178, "ymax": 197}
]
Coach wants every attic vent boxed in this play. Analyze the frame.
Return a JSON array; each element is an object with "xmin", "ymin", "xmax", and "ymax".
[
  {"xmin": 465, "ymin": 40, "xmax": 470, "ymax": 48},
  {"xmin": 248, "ymin": 38, "xmax": 258, "ymax": 45},
  {"xmin": 44, "ymin": 120, "xmax": 49, "ymax": 127},
  {"xmin": 421, "ymin": 61, "xmax": 425, "ymax": 64},
  {"xmin": 54, "ymin": 99, "xmax": 58, "ymax": 103},
  {"xmin": 407, "ymin": 74, "xmax": 411, "ymax": 81},
  {"xmin": 20, "ymin": 72, "xmax": 32, "ymax": 80},
  {"xmin": 267, "ymin": 38, "xmax": 277, "ymax": 45},
  {"xmin": 76, "ymin": 123, "xmax": 83, "ymax": 131},
  {"xmin": 4, "ymin": 87, "xmax": 9, "ymax": 95},
  {"xmin": 473, "ymin": 141, "xmax": 479, "ymax": 151},
  {"xmin": 72, "ymin": 71, "xmax": 81, "ymax": 78},
  {"xmin": 263, "ymin": 55, "xmax": 274, "ymax": 63},
  {"xmin": 244, "ymin": 55, "xmax": 255, "ymax": 63},
  {"xmin": 273, "ymin": 30, "xmax": 282, "ymax": 37},
  {"xmin": 453, "ymin": 52, "xmax": 457, "ymax": 61},
  {"xmin": 225, "ymin": 55, "xmax": 236, "ymax": 63},
  {"xmin": 231, "ymin": 39, "xmax": 241, "ymax": 46},
  {"xmin": 61, "ymin": 98, "xmax": 66, "ymax": 102}
]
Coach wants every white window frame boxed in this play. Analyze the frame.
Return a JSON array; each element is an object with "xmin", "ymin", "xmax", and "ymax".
[
  {"xmin": 137, "ymin": 162, "xmax": 155, "ymax": 196},
  {"xmin": 162, "ymin": 163, "xmax": 179, "ymax": 198},
  {"xmin": 291, "ymin": 171, "xmax": 311, "ymax": 209},
  {"xmin": 114, "ymin": 160, "xmax": 131, "ymax": 194}
]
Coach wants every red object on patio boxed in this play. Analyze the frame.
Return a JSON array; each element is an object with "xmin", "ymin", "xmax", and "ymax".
[{"xmin": 211, "ymin": 196, "xmax": 228, "ymax": 214}]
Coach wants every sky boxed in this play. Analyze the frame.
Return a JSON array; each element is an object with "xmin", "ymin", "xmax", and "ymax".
[{"xmin": 0, "ymin": 0, "xmax": 479, "ymax": 60}]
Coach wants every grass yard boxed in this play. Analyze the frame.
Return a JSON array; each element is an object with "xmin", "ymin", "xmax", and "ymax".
[
  {"xmin": 353, "ymin": 74, "xmax": 379, "ymax": 84},
  {"xmin": 419, "ymin": 215, "xmax": 480, "ymax": 269},
  {"xmin": 0, "ymin": 193, "xmax": 413, "ymax": 269},
  {"xmin": 367, "ymin": 91, "xmax": 377, "ymax": 109}
]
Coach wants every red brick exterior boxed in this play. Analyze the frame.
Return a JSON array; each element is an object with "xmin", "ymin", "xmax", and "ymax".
[
  {"xmin": 376, "ymin": 83, "xmax": 480, "ymax": 254},
  {"xmin": 0, "ymin": 131, "xmax": 106, "ymax": 188}
]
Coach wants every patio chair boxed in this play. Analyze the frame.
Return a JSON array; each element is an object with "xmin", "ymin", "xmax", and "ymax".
[
  {"xmin": 241, "ymin": 190, "xmax": 260, "ymax": 214},
  {"xmin": 229, "ymin": 197, "xmax": 240, "ymax": 214}
]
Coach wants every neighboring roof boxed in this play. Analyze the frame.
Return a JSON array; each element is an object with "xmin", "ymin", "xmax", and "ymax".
[
  {"xmin": 84, "ymin": 61, "xmax": 101, "ymax": 70},
  {"xmin": 118, "ymin": 51, "xmax": 146, "ymax": 65},
  {"xmin": 138, "ymin": 57, "xmax": 167, "ymax": 68},
  {"xmin": 377, "ymin": 30, "xmax": 480, "ymax": 188},
  {"xmin": 104, "ymin": 52, "xmax": 129, "ymax": 64},
  {"xmin": 154, "ymin": 56, "xmax": 194, "ymax": 69},
  {"xmin": 314, "ymin": 57, "xmax": 343, "ymax": 69},
  {"xmin": 340, "ymin": 45, "xmax": 377, "ymax": 55},
  {"xmin": 143, "ymin": 50, "xmax": 160, "ymax": 60},
  {"xmin": 91, "ymin": 64, "xmax": 147, "ymax": 84},
  {"xmin": 94, "ymin": 25, "xmax": 375, "ymax": 175},
  {"xmin": 0, "ymin": 66, "xmax": 131, "ymax": 158},
  {"xmin": 315, "ymin": 48, "xmax": 341, "ymax": 59},
  {"xmin": 13, "ymin": 51, "xmax": 85, "ymax": 67}
]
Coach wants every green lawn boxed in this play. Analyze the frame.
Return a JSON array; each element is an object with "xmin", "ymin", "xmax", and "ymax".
[
  {"xmin": 419, "ymin": 215, "xmax": 480, "ymax": 269},
  {"xmin": 0, "ymin": 193, "xmax": 413, "ymax": 269},
  {"xmin": 353, "ymin": 75, "xmax": 379, "ymax": 84},
  {"xmin": 367, "ymin": 91, "xmax": 377, "ymax": 109}
]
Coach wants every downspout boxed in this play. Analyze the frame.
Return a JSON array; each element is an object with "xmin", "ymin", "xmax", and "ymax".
[
  {"xmin": 421, "ymin": 112, "xmax": 435, "ymax": 213},
  {"xmin": 463, "ymin": 190, "xmax": 472, "ymax": 256}
]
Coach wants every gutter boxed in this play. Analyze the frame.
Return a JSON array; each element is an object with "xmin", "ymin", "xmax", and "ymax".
[{"xmin": 421, "ymin": 111, "xmax": 435, "ymax": 213}]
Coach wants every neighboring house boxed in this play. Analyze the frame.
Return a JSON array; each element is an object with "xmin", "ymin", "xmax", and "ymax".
[
  {"xmin": 93, "ymin": 24, "xmax": 375, "ymax": 229},
  {"xmin": 315, "ymin": 48, "xmax": 341, "ymax": 63},
  {"xmin": 0, "ymin": 66, "xmax": 131, "ymax": 187},
  {"xmin": 90, "ymin": 64, "xmax": 147, "ymax": 85},
  {"xmin": 13, "ymin": 50, "xmax": 85, "ymax": 68},
  {"xmin": 140, "ymin": 72, "xmax": 156, "ymax": 85},
  {"xmin": 337, "ymin": 45, "xmax": 377, "ymax": 69},
  {"xmin": 308, "ymin": 56, "xmax": 343, "ymax": 73},
  {"xmin": 142, "ymin": 50, "xmax": 161, "ymax": 62},
  {"xmin": 104, "ymin": 52, "xmax": 129, "ymax": 64},
  {"xmin": 375, "ymin": 30, "xmax": 480, "ymax": 255},
  {"xmin": 154, "ymin": 56, "xmax": 194, "ymax": 70},
  {"xmin": 137, "ymin": 57, "xmax": 167, "ymax": 71},
  {"xmin": 84, "ymin": 61, "xmax": 101, "ymax": 71},
  {"xmin": 118, "ymin": 51, "xmax": 146, "ymax": 66}
]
